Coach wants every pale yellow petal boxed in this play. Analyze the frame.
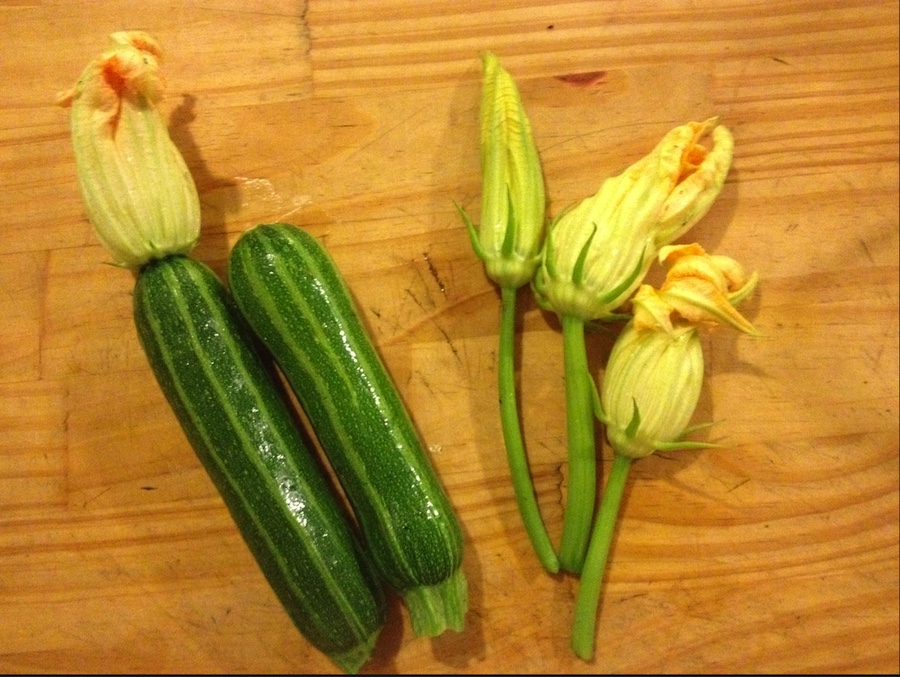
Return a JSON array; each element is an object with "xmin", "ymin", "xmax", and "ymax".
[
  {"xmin": 654, "ymin": 124, "xmax": 734, "ymax": 245},
  {"xmin": 658, "ymin": 242, "xmax": 707, "ymax": 264},
  {"xmin": 661, "ymin": 277, "xmax": 759, "ymax": 335},
  {"xmin": 663, "ymin": 253, "xmax": 730, "ymax": 290},
  {"xmin": 631, "ymin": 285, "xmax": 675, "ymax": 333},
  {"xmin": 708, "ymin": 253, "xmax": 749, "ymax": 292}
]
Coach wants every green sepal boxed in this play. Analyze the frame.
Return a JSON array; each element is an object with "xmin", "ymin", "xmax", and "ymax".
[
  {"xmin": 572, "ymin": 223, "xmax": 598, "ymax": 285},
  {"xmin": 598, "ymin": 245, "xmax": 649, "ymax": 306},
  {"xmin": 454, "ymin": 200, "xmax": 487, "ymax": 262},
  {"xmin": 500, "ymin": 192, "xmax": 517, "ymax": 257},
  {"xmin": 540, "ymin": 204, "xmax": 576, "ymax": 281},
  {"xmin": 624, "ymin": 398, "xmax": 642, "ymax": 439},
  {"xmin": 654, "ymin": 440, "xmax": 722, "ymax": 452},
  {"xmin": 590, "ymin": 376, "xmax": 607, "ymax": 425},
  {"xmin": 679, "ymin": 420, "xmax": 719, "ymax": 438},
  {"xmin": 655, "ymin": 420, "xmax": 722, "ymax": 452},
  {"xmin": 585, "ymin": 312, "xmax": 633, "ymax": 331}
]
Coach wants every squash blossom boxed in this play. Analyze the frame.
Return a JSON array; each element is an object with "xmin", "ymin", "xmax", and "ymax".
[
  {"xmin": 571, "ymin": 244, "xmax": 759, "ymax": 662},
  {"xmin": 459, "ymin": 51, "xmax": 547, "ymax": 289},
  {"xmin": 600, "ymin": 243, "xmax": 759, "ymax": 458},
  {"xmin": 534, "ymin": 118, "xmax": 734, "ymax": 322},
  {"xmin": 457, "ymin": 53, "xmax": 558, "ymax": 573},
  {"xmin": 533, "ymin": 119, "xmax": 734, "ymax": 572},
  {"xmin": 57, "ymin": 31, "xmax": 200, "ymax": 269}
]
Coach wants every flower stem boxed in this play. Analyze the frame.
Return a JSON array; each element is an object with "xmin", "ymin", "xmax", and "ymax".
[
  {"xmin": 498, "ymin": 285, "xmax": 560, "ymax": 573},
  {"xmin": 558, "ymin": 314, "xmax": 597, "ymax": 574},
  {"xmin": 571, "ymin": 453, "xmax": 632, "ymax": 661}
]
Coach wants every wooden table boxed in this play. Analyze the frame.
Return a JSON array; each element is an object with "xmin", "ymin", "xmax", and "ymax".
[{"xmin": 1, "ymin": 1, "xmax": 897, "ymax": 673}]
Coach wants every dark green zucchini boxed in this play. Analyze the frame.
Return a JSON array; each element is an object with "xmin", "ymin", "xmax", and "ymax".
[
  {"xmin": 133, "ymin": 254, "xmax": 385, "ymax": 673},
  {"xmin": 227, "ymin": 224, "xmax": 467, "ymax": 637}
]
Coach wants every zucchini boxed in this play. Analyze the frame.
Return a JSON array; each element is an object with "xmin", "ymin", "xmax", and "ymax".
[
  {"xmin": 227, "ymin": 223, "xmax": 467, "ymax": 637},
  {"xmin": 133, "ymin": 254, "xmax": 385, "ymax": 673}
]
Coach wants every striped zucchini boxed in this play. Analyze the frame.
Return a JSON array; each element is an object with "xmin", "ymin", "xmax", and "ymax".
[
  {"xmin": 227, "ymin": 224, "xmax": 467, "ymax": 637},
  {"xmin": 133, "ymin": 254, "xmax": 385, "ymax": 673}
]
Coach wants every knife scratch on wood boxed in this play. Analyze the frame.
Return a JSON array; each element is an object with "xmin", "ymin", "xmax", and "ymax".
[{"xmin": 423, "ymin": 250, "xmax": 447, "ymax": 295}]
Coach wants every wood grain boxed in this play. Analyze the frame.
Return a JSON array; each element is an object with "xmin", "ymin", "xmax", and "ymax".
[{"xmin": 0, "ymin": 0, "xmax": 897, "ymax": 673}]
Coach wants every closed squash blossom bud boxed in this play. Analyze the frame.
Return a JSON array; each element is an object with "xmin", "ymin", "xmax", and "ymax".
[
  {"xmin": 456, "ymin": 53, "xmax": 559, "ymax": 573},
  {"xmin": 58, "ymin": 31, "xmax": 200, "ymax": 269},
  {"xmin": 534, "ymin": 118, "xmax": 734, "ymax": 321},
  {"xmin": 460, "ymin": 52, "xmax": 546, "ymax": 289}
]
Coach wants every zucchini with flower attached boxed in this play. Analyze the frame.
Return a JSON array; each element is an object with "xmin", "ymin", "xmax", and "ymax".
[
  {"xmin": 58, "ymin": 32, "xmax": 385, "ymax": 673},
  {"xmin": 228, "ymin": 223, "xmax": 468, "ymax": 637}
]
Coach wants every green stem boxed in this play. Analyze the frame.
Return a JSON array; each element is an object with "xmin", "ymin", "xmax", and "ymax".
[
  {"xmin": 498, "ymin": 285, "xmax": 560, "ymax": 573},
  {"xmin": 558, "ymin": 314, "xmax": 597, "ymax": 574},
  {"xmin": 571, "ymin": 453, "xmax": 632, "ymax": 661}
]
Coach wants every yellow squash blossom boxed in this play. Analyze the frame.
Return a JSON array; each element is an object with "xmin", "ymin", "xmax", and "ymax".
[
  {"xmin": 459, "ymin": 51, "xmax": 547, "ymax": 289},
  {"xmin": 534, "ymin": 118, "xmax": 734, "ymax": 321},
  {"xmin": 601, "ymin": 243, "xmax": 759, "ymax": 458},
  {"xmin": 57, "ymin": 31, "xmax": 200, "ymax": 269},
  {"xmin": 572, "ymin": 244, "xmax": 759, "ymax": 662},
  {"xmin": 457, "ymin": 53, "xmax": 558, "ymax": 573},
  {"xmin": 637, "ymin": 242, "xmax": 760, "ymax": 335}
]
